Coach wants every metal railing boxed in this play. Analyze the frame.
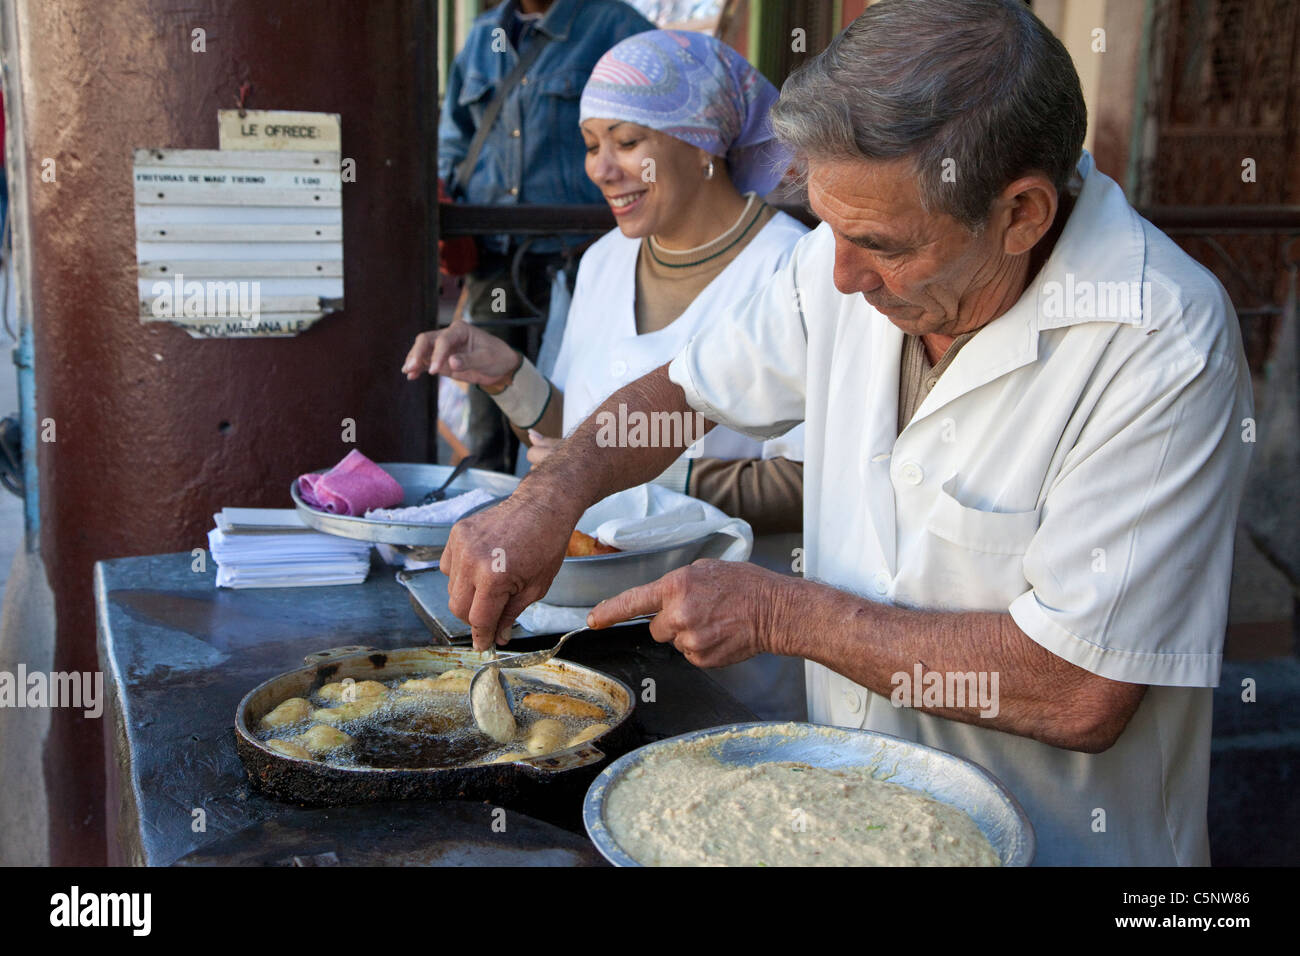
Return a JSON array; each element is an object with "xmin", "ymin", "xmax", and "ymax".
[
  {"xmin": 440, "ymin": 201, "xmax": 1300, "ymax": 317},
  {"xmin": 440, "ymin": 202, "xmax": 1300, "ymax": 236}
]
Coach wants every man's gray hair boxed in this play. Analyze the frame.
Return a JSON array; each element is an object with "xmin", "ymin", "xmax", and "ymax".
[{"xmin": 770, "ymin": 0, "xmax": 1087, "ymax": 230}]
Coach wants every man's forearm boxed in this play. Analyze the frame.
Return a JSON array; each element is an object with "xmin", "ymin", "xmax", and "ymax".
[
  {"xmin": 520, "ymin": 363, "xmax": 711, "ymax": 515},
  {"xmin": 774, "ymin": 578, "xmax": 1145, "ymax": 753}
]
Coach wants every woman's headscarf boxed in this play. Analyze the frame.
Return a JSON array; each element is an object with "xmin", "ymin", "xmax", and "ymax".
[{"xmin": 579, "ymin": 30, "xmax": 792, "ymax": 197}]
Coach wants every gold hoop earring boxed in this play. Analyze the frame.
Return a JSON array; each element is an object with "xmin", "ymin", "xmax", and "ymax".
[{"xmin": 704, "ymin": 160, "xmax": 715, "ymax": 181}]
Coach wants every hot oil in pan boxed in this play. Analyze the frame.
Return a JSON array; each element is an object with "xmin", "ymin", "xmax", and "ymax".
[
  {"xmin": 257, "ymin": 673, "xmax": 611, "ymax": 769},
  {"xmin": 347, "ymin": 697, "xmax": 491, "ymax": 769}
]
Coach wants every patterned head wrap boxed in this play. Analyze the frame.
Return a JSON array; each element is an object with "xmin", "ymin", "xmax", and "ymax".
[{"xmin": 579, "ymin": 29, "xmax": 792, "ymax": 196}]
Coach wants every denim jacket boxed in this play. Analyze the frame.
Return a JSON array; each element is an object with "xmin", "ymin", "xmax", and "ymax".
[{"xmin": 439, "ymin": 0, "xmax": 653, "ymax": 257}]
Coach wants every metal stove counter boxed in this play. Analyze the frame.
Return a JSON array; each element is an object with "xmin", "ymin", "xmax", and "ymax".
[{"xmin": 94, "ymin": 551, "xmax": 755, "ymax": 866}]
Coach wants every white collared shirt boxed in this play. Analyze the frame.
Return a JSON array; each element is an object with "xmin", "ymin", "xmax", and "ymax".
[{"xmin": 667, "ymin": 153, "xmax": 1254, "ymax": 865}]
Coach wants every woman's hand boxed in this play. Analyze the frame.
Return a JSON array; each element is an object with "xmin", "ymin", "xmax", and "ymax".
[
  {"xmin": 402, "ymin": 323, "xmax": 521, "ymax": 389},
  {"xmin": 525, "ymin": 429, "xmax": 561, "ymax": 465}
]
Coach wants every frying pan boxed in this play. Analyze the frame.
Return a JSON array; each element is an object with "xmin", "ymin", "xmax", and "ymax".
[{"xmin": 235, "ymin": 644, "xmax": 634, "ymax": 808}]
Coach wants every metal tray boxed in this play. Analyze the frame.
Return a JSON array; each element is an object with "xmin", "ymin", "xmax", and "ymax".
[
  {"xmin": 291, "ymin": 462, "xmax": 519, "ymax": 547},
  {"xmin": 398, "ymin": 566, "xmax": 653, "ymax": 642},
  {"xmin": 396, "ymin": 567, "xmax": 531, "ymax": 644},
  {"xmin": 543, "ymin": 531, "xmax": 730, "ymax": 607},
  {"xmin": 583, "ymin": 721, "xmax": 1035, "ymax": 867}
]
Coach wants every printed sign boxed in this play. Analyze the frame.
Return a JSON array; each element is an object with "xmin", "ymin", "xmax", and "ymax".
[
  {"xmin": 132, "ymin": 142, "xmax": 343, "ymax": 338},
  {"xmin": 217, "ymin": 109, "xmax": 342, "ymax": 152}
]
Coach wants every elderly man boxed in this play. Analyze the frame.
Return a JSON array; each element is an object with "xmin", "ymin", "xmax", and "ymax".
[{"xmin": 440, "ymin": 0, "xmax": 1253, "ymax": 866}]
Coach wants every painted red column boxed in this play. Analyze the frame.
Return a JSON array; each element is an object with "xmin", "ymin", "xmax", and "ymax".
[{"xmin": 12, "ymin": 0, "xmax": 436, "ymax": 863}]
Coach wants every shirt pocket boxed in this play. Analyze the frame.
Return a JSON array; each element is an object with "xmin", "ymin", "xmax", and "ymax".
[
  {"xmin": 918, "ymin": 480, "xmax": 1040, "ymax": 609},
  {"xmin": 925, "ymin": 477, "xmax": 1040, "ymax": 554},
  {"xmin": 538, "ymin": 67, "xmax": 584, "ymax": 102},
  {"xmin": 457, "ymin": 70, "xmax": 495, "ymax": 129}
]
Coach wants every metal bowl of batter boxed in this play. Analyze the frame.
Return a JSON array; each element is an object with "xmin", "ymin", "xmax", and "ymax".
[{"xmin": 583, "ymin": 721, "xmax": 1035, "ymax": 867}]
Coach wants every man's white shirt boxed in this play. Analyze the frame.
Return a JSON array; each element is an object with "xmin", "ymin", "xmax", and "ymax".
[{"xmin": 667, "ymin": 152, "xmax": 1254, "ymax": 866}]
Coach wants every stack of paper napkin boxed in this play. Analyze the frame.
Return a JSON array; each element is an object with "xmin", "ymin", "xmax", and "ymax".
[{"xmin": 207, "ymin": 508, "xmax": 371, "ymax": 588}]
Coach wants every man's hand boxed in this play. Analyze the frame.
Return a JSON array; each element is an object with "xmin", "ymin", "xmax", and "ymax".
[
  {"xmin": 587, "ymin": 559, "xmax": 801, "ymax": 668},
  {"xmin": 438, "ymin": 362, "xmax": 709, "ymax": 650},
  {"xmin": 440, "ymin": 490, "xmax": 581, "ymax": 650}
]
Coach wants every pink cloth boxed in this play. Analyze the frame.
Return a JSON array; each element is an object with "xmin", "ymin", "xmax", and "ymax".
[{"xmin": 298, "ymin": 450, "xmax": 404, "ymax": 516}]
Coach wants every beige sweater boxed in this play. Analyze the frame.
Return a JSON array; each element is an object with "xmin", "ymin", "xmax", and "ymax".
[{"xmin": 634, "ymin": 194, "xmax": 776, "ymax": 335}]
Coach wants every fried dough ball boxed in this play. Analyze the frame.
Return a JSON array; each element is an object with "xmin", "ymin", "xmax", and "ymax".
[
  {"xmin": 520, "ymin": 692, "xmax": 606, "ymax": 721},
  {"xmin": 310, "ymin": 697, "xmax": 386, "ymax": 724},
  {"xmin": 397, "ymin": 677, "xmax": 442, "ymax": 695},
  {"xmin": 432, "ymin": 670, "xmax": 473, "ymax": 694},
  {"xmin": 565, "ymin": 722, "xmax": 611, "ymax": 749},
  {"xmin": 266, "ymin": 738, "xmax": 313, "ymax": 760},
  {"xmin": 524, "ymin": 718, "xmax": 567, "ymax": 756},
  {"xmin": 316, "ymin": 679, "xmax": 388, "ymax": 703},
  {"xmin": 260, "ymin": 697, "xmax": 312, "ymax": 729},
  {"xmin": 566, "ymin": 530, "xmax": 620, "ymax": 557},
  {"xmin": 399, "ymin": 669, "xmax": 519, "ymax": 697},
  {"xmin": 296, "ymin": 724, "xmax": 353, "ymax": 754}
]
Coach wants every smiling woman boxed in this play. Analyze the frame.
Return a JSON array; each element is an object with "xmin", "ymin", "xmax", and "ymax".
[
  {"xmin": 404, "ymin": 30, "xmax": 812, "ymax": 720},
  {"xmin": 578, "ymin": 121, "xmax": 745, "ymax": 251},
  {"xmin": 577, "ymin": 119, "xmax": 765, "ymax": 331}
]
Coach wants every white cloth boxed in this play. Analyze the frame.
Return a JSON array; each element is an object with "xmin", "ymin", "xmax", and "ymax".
[
  {"xmin": 365, "ymin": 488, "xmax": 497, "ymax": 524},
  {"xmin": 517, "ymin": 602, "xmax": 623, "ymax": 634},
  {"xmin": 667, "ymin": 151, "xmax": 1255, "ymax": 866},
  {"xmin": 371, "ymin": 490, "xmax": 501, "ymax": 571},
  {"xmin": 578, "ymin": 482, "xmax": 750, "ymax": 549},
  {"xmin": 486, "ymin": 355, "xmax": 552, "ymax": 429},
  {"xmin": 207, "ymin": 526, "xmax": 371, "ymax": 588},
  {"xmin": 535, "ymin": 264, "xmax": 572, "ymax": 380}
]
